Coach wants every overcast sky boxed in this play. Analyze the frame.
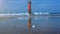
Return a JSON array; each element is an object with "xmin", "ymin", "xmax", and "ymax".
[{"xmin": 0, "ymin": 0, "xmax": 60, "ymax": 13}]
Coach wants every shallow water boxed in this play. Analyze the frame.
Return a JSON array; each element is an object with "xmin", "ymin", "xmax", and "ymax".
[{"xmin": 0, "ymin": 16, "xmax": 60, "ymax": 34}]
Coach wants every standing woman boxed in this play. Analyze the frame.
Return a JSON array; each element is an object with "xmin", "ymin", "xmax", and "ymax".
[{"xmin": 28, "ymin": 0, "xmax": 31, "ymax": 16}]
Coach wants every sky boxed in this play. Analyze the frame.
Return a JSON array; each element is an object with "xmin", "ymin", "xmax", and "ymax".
[{"xmin": 0, "ymin": 0, "xmax": 60, "ymax": 13}]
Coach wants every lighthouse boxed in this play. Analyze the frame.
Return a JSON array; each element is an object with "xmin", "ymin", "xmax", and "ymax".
[{"xmin": 28, "ymin": 0, "xmax": 31, "ymax": 16}]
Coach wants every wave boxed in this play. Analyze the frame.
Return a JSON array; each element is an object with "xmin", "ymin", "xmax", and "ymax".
[{"xmin": 0, "ymin": 12, "xmax": 49, "ymax": 16}]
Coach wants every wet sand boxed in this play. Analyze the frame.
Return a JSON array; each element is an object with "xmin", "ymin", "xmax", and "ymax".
[{"xmin": 0, "ymin": 16, "xmax": 60, "ymax": 34}]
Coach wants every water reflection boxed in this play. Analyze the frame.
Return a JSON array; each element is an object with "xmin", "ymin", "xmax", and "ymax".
[
  {"xmin": 28, "ymin": 17, "xmax": 32, "ymax": 34},
  {"xmin": 28, "ymin": 17, "xmax": 31, "ymax": 29},
  {"xmin": 20, "ymin": 17, "xmax": 32, "ymax": 34}
]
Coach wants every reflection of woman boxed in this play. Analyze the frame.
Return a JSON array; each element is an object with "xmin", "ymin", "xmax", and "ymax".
[
  {"xmin": 28, "ymin": 17, "xmax": 32, "ymax": 34},
  {"xmin": 20, "ymin": 17, "xmax": 32, "ymax": 34},
  {"xmin": 28, "ymin": 17, "xmax": 31, "ymax": 29}
]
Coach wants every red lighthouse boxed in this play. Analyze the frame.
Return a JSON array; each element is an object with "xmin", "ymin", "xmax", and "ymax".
[{"xmin": 28, "ymin": 0, "xmax": 31, "ymax": 16}]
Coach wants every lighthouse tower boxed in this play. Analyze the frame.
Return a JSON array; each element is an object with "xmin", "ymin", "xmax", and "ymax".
[{"xmin": 28, "ymin": 0, "xmax": 31, "ymax": 16}]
